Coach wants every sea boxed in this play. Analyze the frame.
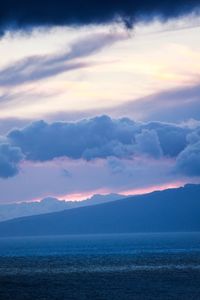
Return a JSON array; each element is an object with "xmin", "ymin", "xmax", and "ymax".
[{"xmin": 0, "ymin": 232, "xmax": 200, "ymax": 300}]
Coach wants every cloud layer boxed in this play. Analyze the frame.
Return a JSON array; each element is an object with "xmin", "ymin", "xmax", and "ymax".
[
  {"xmin": 0, "ymin": 0, "xmax": 200, "ymax": 33},
  {"xmin": 7, "ymin": 116, "xmax": 189, "ymax": 162},
  {"xmin": 0, "ymin": 115, "xmax": 199, "ymax": 179},
  {"xmin": 109, "ymin": 84, "xmax": 200, "ymax": 122},
  {"xmin": 176, "ymin": 129, "xmax": 200, "ymax": 176},
  {"xmin": 0, "ymin": 32, "xmax": 126, "ymax": 87}
]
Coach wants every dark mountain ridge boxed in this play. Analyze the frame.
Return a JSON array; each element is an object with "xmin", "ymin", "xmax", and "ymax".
[{"xmin": 0, "ymin": 184, "xmax": 199, "ymax": 237}]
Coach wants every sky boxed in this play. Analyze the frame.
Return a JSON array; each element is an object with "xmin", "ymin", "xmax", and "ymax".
[{"xmin": 0, "ymin": 1, "xmax": 200, "ymax": 203}]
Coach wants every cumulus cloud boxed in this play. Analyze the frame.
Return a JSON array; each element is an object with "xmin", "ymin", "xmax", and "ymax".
[
  {"xmin": 0, "ymin": 143, "xmax": 24, "ymax": 178},
  {"xmin": 0, "ymin": 32, "xmax": 126, "ymax": 87},
  {"xmin": 8, "ymin": 116, "xmax": 138, "ymax": 161},
  {"xmin": 0, "ymin": 0, "xmax": 200, "ymax": 33},
  {"xmin": 176, "ymin": 131, "xmax": 200, "ymax": 176},
  {"xmin": 186, "ymin": 130, "xmax": 200, "ymax": 144},
  {"xmin": 134, "ymin": 129, "xmax": 163, "ymax": 158},
  {"xmin": 0, "ymin": 114, "xmax": 199, "ymax": 179},
  {"xmin": 7, "ymin": 115, "xmax": 194, "ymax": 162},
  {"xmin": 143, "ymin": 122, "xmax": 189, "ymax": 157}
]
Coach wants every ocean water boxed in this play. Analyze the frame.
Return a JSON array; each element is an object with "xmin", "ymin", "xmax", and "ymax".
[{"xmin": 0, "ymin": 232, "xmax": 200, "ymax": 299}]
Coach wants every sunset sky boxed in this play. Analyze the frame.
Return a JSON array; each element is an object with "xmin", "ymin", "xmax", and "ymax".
[{"xmin": 0, "ymin": 1, "xmax": 200, "ymax": 203}]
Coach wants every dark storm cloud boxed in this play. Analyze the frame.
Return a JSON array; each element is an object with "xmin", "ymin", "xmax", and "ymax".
[
  {"xmin": 0, "ymin": 32, "xmax": 124, "ymax": 86},
  {"xmin": 0, "ymin": 0, "xmax": 200, "ymax": 33}
]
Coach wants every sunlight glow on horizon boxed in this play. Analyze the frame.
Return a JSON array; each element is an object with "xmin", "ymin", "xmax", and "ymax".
[{"xmin": 33, "ymin": 181, "xmax": 187, "ymax": 203}]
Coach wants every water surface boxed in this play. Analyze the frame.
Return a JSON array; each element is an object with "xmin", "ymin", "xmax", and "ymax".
[{"xmin": 0, "ymin": 232, "xmax": 200, "ymax": 299}]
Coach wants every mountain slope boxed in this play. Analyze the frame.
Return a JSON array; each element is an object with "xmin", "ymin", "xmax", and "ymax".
[
  {"xmin": 0, "ymin": 184, "xmax": 199, "ymax": 237},
  {"xmin": 0, "ymin": 193, "xmax": 125, "ymax": 222}
]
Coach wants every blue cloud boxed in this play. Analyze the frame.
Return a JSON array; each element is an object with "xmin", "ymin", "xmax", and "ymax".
[
  {"xmin": 8, "ymin": 116, "xmax": 138, "ymax": 161},
  {"xmin": 143, "ymin": 122, "xmax": 189, "ymax": 157},
  {"xmin": 0, "ymin": 143, "xmax": 24, "ymax": 178},
  {"xmin": 7, "ymin": 115, "xmax": 192, "ymax": 162},
  {"xmin": 134, "ymin": 129, "xmax": 163, "ymax": 158},
  {"xmin": 176, "ymin": 130, "xmax": 200, "ymax": 176},
  {"xmin": 0, "ymin": 115, "xmax": 198, "ymax": 179}
]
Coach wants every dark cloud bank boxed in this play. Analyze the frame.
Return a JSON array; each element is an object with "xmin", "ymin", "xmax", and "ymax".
[
  {"xmin": 0, "ymin": 115, "xmax": 200, "ymax": 178},
  {"xmin": 0, "ymin": 0, "xmax": 200, "ymax": 33}
]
